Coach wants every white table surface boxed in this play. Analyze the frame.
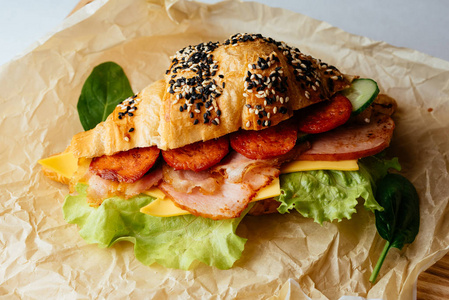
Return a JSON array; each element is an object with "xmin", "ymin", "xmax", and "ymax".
[{"xmin": 1, "ymin": 0, "xmax": 448, "ymax": 65}]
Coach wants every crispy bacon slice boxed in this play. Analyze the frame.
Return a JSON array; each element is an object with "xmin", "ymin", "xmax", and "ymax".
[
  {"xmin": 230, "ymin": 121, "xmax": 298, "ymax": 159},
  {"xmin": 86, "ymin": 167, "xmax": 163, "ymax": 206},
  {"xmin": 89, "ymin": 146, "xmax": 160, "ymax": 183},
  {"xmin": 299, "ymin": 114, "xmax": 395, "ymax": 161},
  {"xmin": 159, "ymin": 181, "xmax": 256, "ymax": 220},
  {"xmin": 162, "ymin": 164, "xmax": 223, "ymax": 194},
  {"xmin": 162, "ymin": 136, "xmax": 229, "ymax": 172}
]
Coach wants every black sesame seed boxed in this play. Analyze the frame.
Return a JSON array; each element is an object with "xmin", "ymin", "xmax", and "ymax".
[
  {"xmin": 222, "ymin": 82, "xmax": 225, "ymax": 88},
  {"xmin": 190, "ymin": 112, "xmax": 194, "ymax": 118},
  {"xmin": 193, "ymin": 119, "xmax": 199, "ymax": 125},
  {"xmin": 129, "ymin": 128, "xmax": 135, "ymax": 132},
  {"xmin": 257, "ymin": 120, "xmax": 262, "ymax": 125},
  {"xmin": 204, "ymin": 117, "xmax": 209, "ymax": 123},
  {"xmin": 279, "ymin": 107, "xmax": 288, "ymax": 114},
  {"xmin": 216, "ymin": 109, "xmax": 221, "ymax": 116},
  {"xmin": 245, "ymin": 104, "xmax": 251, "ymax": 108},
  {"xmin": 128, "ymin": 112, "xmax": 134, "ymax": 116},
  {"xmin": 219, "ymin": 74, "xmax": 224, "ymax": 78},
  {"xmin": 211, "ymin": 119, "xmax": 218, "ymax": 125},
  {"xmin": 179, "ymin": 106, "xmax": 184, "ymax": 112}
]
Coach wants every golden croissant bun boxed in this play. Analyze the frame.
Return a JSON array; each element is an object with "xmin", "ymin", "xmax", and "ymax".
[{"xmin": 68, "ymin": 33, "xmax": 353, "ymax": 159}]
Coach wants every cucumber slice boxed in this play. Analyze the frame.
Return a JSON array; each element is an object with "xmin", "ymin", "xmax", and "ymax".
[{"xmin": 342, "ymin": 78, "xmax": 379, "ymax": 115}]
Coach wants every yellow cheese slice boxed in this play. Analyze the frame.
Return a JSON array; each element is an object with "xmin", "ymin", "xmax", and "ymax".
[
  {"xmin": 38, "ymin": 152, "xmax": 78, "ymax": 178},
  {"xmin": 281, "ymin": 160, "xmax": 358, "ymax": 173},
  {"xmin": 252, "ymin": 177, "xmax": 280, "ymax": 201},
  {"xmin": 140, "ymin": 194, "xmax": 190, "ymax": 217}
]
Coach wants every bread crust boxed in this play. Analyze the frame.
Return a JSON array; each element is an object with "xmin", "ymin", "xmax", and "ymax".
[{"xmin": 68, "ymin": 34, "xmax": 352, "ymax": 158}]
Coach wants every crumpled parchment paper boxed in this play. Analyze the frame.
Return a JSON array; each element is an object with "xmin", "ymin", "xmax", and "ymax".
[{"xmin": 1, "ymin": 0, "xmax": 448, "ymax": 299}]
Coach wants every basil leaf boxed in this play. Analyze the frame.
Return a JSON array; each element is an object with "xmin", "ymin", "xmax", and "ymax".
[
  {"xmin": 369, "ymin": 173, "xmax": 420, "ymax": 283},
  {"xmin": 77, "ymin": 62, "xmax": 133, "ymax": 131}
]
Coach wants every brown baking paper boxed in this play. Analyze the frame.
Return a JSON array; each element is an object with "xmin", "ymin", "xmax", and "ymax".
[{"xmin": 1, "ymin": 0, "xmax": 448, "ymax": 299}]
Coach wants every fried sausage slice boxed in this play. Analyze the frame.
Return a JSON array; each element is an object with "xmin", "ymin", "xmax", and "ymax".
[
  {"xmin": 298, "ymin": 94, "xmax": 352, "ymax": 134},
  {"xmin": 162, "ymin": 136, "xmax": 230, "ymax": 172},
  {"xmin": 230, "ymin": 121, "xmax": 297, "ymax": 160},
  {"xmin": 89, "ymin": 146, "xmax": 160, "ymax": 183}
]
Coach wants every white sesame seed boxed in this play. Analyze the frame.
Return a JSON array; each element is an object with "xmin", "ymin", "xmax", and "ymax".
[
  {"xmin": 326, "ymin": 69, "xmax": 333, "ymax": 72},
  {"xmin": 300, "ymin": 63, "xmax": 307, "ymax": 69},
  {"xmin": 194, "ymin": 109, "xmax": 201, "ymax": 113},
  {"xmin": 255, "ymin": 94, "xmax": 264, "ymax": 98},
  {"xmin": 305, "ymin": 91, "xmax": 310, "ymax": 99},
  {"xmin": 312, "ymin": 85, "xmax": 317, "ymax": 91},
  {"xmin": 248, "ymin": 64, "xmax": 253, "ymax": 69},
  {"xmin": 258, "ymin": 90, "xmax": 265, "ymax": 95},
  {"xmin": 364, "ymin": 118, "xmax": 371, "ymax": 123},
  {"xmin": 273, "ymin": 107, "xmax": 277, "ymax": 114},
  {"xmin": 280, "ymin": 97, "xmax": 284, "ymax": 104},
  {"xmin": 214, "ymin": 118, "xmax": 220, "ymax": 124},
  {"xmin": 255, "ymin": 109, "xmax": 259, "ymax": 115},
  {"xmin": 331, "ymin": 76, "xmax": 339, "ymax": 80},
  {"xmin": 246, "ymin": 121, "xmax": 251, "ymax": 128},
  {"xmin": 249, "ymin": 108, "xmax": 254, "ymax": 114},
  {"xmin": 124, "ymin": 136, "xmax": 129, "ymax": 142},
  {"xmin": 315, "ymin": 81, "xmax": 320, "ymax": 87},
  {"xmin": 264, "ymin": 100, "xmax": 267, "ymax": 106},
  {"xmin": 285, "ymin": 97, "xmax": 290, "ymax": 103},
  {"xmin": 276, "ymin": 95, "xmax": 280, "ymax": 102},
  {"xmin": 251, "ymin": 75, "xmax": 256, "ymax": 80},
  {"xmin": 268, "ymin": 83, "xmax": 272, "ymax": 89},
  {"xmin": 243, "ymin": 93, "xmax": 248, "ymax": 97},
  {"xmin": 257, "ymin": 74, "xmax": 262, "ymax": 79},
  {"xmin": 267, "ymin": 113, "xmax": 271, "ymax": 119},
  {"xmin": 247, "ymin": 89, "xmax": 253, "ymax": 93}
]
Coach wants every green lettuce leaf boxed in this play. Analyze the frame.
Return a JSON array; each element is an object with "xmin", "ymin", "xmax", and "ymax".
[
  {"xmin": 277, "ymin": 157, "xmax": 401, "ymax": 224},
  {"xmin": 63, "ymin": 184, "xmax": 247, "ymax": 270}
]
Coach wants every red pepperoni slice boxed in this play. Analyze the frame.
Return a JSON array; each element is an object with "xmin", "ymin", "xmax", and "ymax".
[
  {"xmin": 90, "ymin": 146, "xmax": 160, "ymax": 183},
  {"xmin": 230, "ymin": 121, "xmax": 297, "ymax": 160},
  {"xmin": 298, "ymin": 94, "xmax": 352, "ymax": 134},
  {"xmin": 162, "ymin": 136, "xmax": 230, "ymax": 172}
]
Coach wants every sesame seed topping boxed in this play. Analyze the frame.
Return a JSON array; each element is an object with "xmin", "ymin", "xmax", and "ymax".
[
  {"xmin": 124, "ymin": 136, "xmax": 130, "ymax": 142},
  {"xmin": 246, "ymin": 121, "xmax": 251, "ymax": 128}
]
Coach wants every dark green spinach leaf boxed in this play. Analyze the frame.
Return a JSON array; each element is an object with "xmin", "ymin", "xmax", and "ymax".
[
  {"xmin": 369, "ymin": 173, "xmax": 420, "ymax": 283},
  {"xmin": 77, "ymin": 62, "xmax": 133, "ymax": 131}
]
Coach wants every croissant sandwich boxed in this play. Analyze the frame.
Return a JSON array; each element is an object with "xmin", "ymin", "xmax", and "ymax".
[{"xmin": 39, "ymin": 33, "xmax": 399, "ymax": 269}]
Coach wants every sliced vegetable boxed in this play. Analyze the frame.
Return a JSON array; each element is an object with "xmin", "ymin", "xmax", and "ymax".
[
  {"xmin": 77, "ymin": 62, "xmax": 133, "ymax": 131},
  {"xmin": 342, "ymin": 78, "xmax": 379, "ymax": 115},
  {"xmin": 369, "ymin": 173, "xmax": 420, "ymax": 283}
]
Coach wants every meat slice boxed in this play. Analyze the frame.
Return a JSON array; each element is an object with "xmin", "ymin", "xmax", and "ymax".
[
  {"xmin": 299, "ymin": 114, "xmax": 395, "ymax": 161},
  {"xmin": 89, "ymin": 146, "xmax": 160, "ymax": 183},
  {"xmin": 85, "ymin": 167, "xmax": 163, "ymax": 206},
  {"xmin": 162, "ymin": 164, "xmax": 223, "ymax": 194},
  {"xmin": 297, "ymin": 94, "xmax": 352, "ymax": 134},
  {"xmin": 159, "ymin": 181, "xmax": 256, "ymax": 220},
  {"xmin": 230, "ymin": 121, "xmax": 297, "ymax": 159},
  {"xmin": 162, "ymin": 136, "xmax": 229, "ymax": 172}
]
